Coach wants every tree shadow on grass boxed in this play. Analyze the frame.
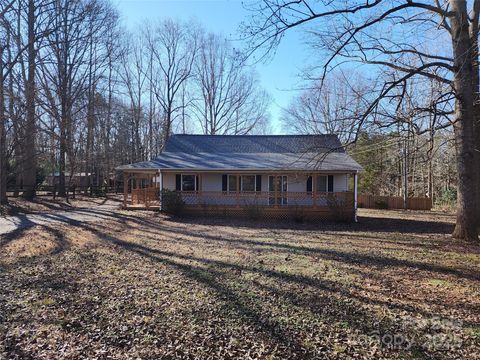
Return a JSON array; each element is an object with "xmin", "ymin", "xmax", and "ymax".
[
  {"xmin": 1, "ymin": 213, "xmax": 70, "ymax": 266},
  {"xmin": 167, "ymin": 212, "xmax": 455, "ymax": 235},
  {"xmin": 105, "ymin": 216, "xmax": 479, "ymax": 282},
  {"xmin": 1, "ymin": 216, "xmax": 473, "ymax": 358},
  {"xmin": 68, "ymin": 223, "xmax": 392, "ymax": 356}
]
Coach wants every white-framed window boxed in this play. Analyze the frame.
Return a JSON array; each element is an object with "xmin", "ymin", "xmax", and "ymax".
[
  {"xmin": 181, "ymin": 174, "xmax": 196, "ymax": 191},
  {"xmin": 241, "ymin": 175, "xmax": 256, "ymax": 192},
  {"xmin": 227, "ymin": 175, "xmax": 258, "ymax": 192},
  {"xmin": 316, "ymin": 175, "xmax": 334, "ymax": 192},
  {"xmin": 317, "ymin": 175, "xmax": 327, "ymax": 192},
  {"xmin": 228, "ymin": 175, "xmax": 237, "ymax": 192}
]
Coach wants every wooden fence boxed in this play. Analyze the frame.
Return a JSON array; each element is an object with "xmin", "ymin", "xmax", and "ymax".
[
  {"xmin": 357, "ymin": 194, "xmax": 432, "ymax": 210},
  {"xmin": 7, "ymin": 185, "xmax": 120, "ymax": 199}
]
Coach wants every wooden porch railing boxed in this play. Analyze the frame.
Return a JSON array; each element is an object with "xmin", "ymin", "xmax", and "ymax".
[
  {"xmin": 130, "ymin": 187, "xmax": 160, "ymax": 208},
  {"xmin": 170, "ymin": 191, "xmax": 354, "ymax": 209}
]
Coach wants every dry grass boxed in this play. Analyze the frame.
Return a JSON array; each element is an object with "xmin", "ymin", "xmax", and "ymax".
[
  {"xmin": 0, "ymin": 208, "xmax": 479, "ymax": 359},
  {"xmin": 0, "ymin": 194, "xmax": 122, "ymax": 215}
]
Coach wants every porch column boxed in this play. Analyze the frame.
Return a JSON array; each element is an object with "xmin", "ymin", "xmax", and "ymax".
[
  {"xmin": 198, "ymin": 173, "xmax": 203, "ymax": 204},
  {"xmin": 312, "ymin": 173, "xmax": 316, "ymax": 208},
  {"xmin": 354, "ymin": 172, "xmax": 358, "ymax": 222},
  {"xmin": 274, "ymin": 175, "xmax": 278, "ymax": 208},
  {"xmin": 159, "ymin": 171, "xmax": 163, "ymax": 211},
  {"xmin": 123, "ymin": 171, "xmax": 128, "ymax": 208},
  {"xmin": 236, "ymin": 175, "xmax": 240, "ymax": 208}
]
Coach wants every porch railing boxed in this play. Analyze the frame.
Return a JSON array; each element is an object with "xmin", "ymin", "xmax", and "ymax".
[{"xmin": 167, "ymin": 191, "xmax": 354, "ymax": 209}]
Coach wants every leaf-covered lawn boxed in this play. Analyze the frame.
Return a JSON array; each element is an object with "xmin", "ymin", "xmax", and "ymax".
[{"xmin": 1, "ymin": 208, "xmax": 479, "ymax": 359}]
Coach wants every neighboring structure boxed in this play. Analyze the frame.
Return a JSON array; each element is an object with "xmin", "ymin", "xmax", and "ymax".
[
  {"xmin": 117, "ymin": 134, "xmax": 362, "ymax": 221},
  {"xmin": 44, "ymin": 172, "xmax": 93, "ymax": 187}
]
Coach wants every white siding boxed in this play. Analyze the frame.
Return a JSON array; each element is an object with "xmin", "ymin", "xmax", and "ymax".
[
  {"xmin": 202, "ymin": 173, "xmax": 222, "ymax": 191},
  {"xmin": 333, "ymin": 174, "xmax": 348, "ymax": 192},
  {"xmin": 162, "ymin": 173, "xmax": 176, "ymax": 190},
  {"xmin": 287, "ymin": 174, "xmax": 309, "ymax": 192},
  {"xmin": 161, "ymin": 172, "xmax": 349, "ymax": 192}
]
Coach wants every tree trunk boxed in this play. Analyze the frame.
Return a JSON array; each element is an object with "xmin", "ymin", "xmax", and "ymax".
[
  {"xmin": 0, "ymin": 46, "xmax": 7, "ymax": 204},
  {"xmin": 450, "ymin": 1, "xmax": 479, "ymax": 242},
  {"xmin": 470, "ymin": 1, "xmax": 480, "ymax": 229},
  {"xmin": 23, "ymin": 0, "xmax": 36, "ymax": 199}
]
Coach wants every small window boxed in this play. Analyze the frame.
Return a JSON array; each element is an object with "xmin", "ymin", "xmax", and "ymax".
[
  {"xmin": 317, "ymin": 176, "xmax": 327, "ymax": 192},
  {"xmin": 182, "ymin": 174, "xmax": 196, "ymax": 191},
  {"xmin": 228, "ymin": 175, "xmax": 237, "ymax": 192},
  {"xmin": 241, "ymin": 175, "xmax": 255, "ymax": 192}
]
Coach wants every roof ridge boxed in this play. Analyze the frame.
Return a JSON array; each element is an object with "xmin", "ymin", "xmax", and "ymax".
[{"xmin": 170, "ymin": 134, "xmax": 337, "ymax": 137}]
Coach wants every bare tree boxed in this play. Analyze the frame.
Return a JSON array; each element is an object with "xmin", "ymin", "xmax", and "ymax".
[
  {"xmin": 37, "ymin": 0, "xmax": 115, "ymax": 196},
  {"xmin": 282, "ymin": 71, "xmax": 371, "ymax": 142},
  {"xmin": 194, "ymin": 32, "xmax": 271, "ymax": 135},
  {"xmin": 242, "ymin": 0, "xmax": 479, "ymax": 242},
  {"xmin": 0, "ymin": 0, "xmax": 23, "ymax": 203},
  {"xmin": 144, "ymin": 19, "xmax": 198, "ymax": 146},
  {"xmin": 22, "ymin": 0, "xmax": 37, "ymax": 199},
  {"xmin": 118, "ymin": 34, "xmax": 147, "ymax": 162}
]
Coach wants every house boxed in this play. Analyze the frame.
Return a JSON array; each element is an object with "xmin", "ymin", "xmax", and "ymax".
[{"xmin": 117, "ymin": 134, "xmax": 363, "ymax": 221}]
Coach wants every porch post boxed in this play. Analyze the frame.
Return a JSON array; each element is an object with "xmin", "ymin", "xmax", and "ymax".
[
  {"xmin": 312, "ymin": 173, "xmax": 316, "ymax": 208},
  {"xmin": 236, "ymin": 175, "xmax": 240, "ymax": 208},
  {"xmin": 274, "ymin": 175, "xmax": 278, "ymax": 208},
  {"xmin": 123, "ymin": 171, "xmax": 128, "ymax": 208},
  {"xmin": 198, "ymin": 173, "xmax": 202, "ymax": 204},
  {"xmin": 159, "ymin": 171, "xmax": 163, "ymax": 211},
  {"xmin": 354, "ymin": 172, "xmax": 358, "ymax": 222}
]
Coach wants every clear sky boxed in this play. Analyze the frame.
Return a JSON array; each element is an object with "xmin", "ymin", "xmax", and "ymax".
[{"xmin": 115, "ymin": 0, "xmax": 309, "ymax": 134}]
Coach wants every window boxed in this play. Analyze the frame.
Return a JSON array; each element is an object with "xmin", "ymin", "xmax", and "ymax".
[
  {"xmin": 182, "ymin": 174, "xmax": 196, "ymax": 191},
  {"xmin": 228, "ymin": 175, "xmax": 237, "ymax": 192},
  {"xmin": 316, "ymin": 175, "xmax": 334, "ymax": 192},
  {"xmin": 317, "ymin": 176, "xmax": 327, "ymax": 192},
  {"xmin": 241, "ymin": 175, "xmax": 255, "ymax": 192}
]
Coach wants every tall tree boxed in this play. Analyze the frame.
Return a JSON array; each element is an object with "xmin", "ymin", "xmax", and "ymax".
[
  {"xmin": 22, "ymin": 0, "xmax": 37, "ymax": 199},
  {"xmin": 37, "ymin": 0, "xmax": 117, "ymax": 196},
  {"xmin": 194, "ymin": 32, "xmax": 270, "ymax": 135},
  {"xmin": 144, "ymin": 19, "xmax": 198, "ymax": 145},
  {"xmin": 0, "ymin": 0, "xmax": 17, "ymax": 204},
  {"xmin": 282, "ymin": 71, "xmax": 370, "ymax": 143},
  {"xmin": 243, "ymin": 0, "xmax": 479, "ymax": 242}
]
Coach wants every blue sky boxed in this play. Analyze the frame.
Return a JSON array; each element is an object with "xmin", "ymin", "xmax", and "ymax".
[{"xmin": 115, "ymin": 0, "xmax": 308, "ymax": 133}]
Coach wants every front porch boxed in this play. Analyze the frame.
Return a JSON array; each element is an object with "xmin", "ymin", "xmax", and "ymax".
[{"xmin": 121, "ymin": 170, "xmax": 358, "ymax": 220}]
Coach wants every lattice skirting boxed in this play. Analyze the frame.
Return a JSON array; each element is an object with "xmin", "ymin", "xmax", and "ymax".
[{"xmin": 182, "ymin": 206, "xmax": 355, "ymax": 222}]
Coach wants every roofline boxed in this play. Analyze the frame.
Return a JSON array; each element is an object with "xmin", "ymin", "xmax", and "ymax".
[
  {"xmin": 169, "ymin": 134, "xmax": 339, "ymax": 137},
  {"xmin": 118, "ymin": 168, "xmax": 361, "ymax": 173}
]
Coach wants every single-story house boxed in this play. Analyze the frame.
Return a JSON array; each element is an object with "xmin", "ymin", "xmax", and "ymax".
[{"xmin": 117, "ymin": 134, "xmax": 363, "ymax": 221}]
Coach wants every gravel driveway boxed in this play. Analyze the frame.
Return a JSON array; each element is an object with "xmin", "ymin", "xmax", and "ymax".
[{"xmin": 0, "ymin": 204, "xmax": 122, "ymax": 235}]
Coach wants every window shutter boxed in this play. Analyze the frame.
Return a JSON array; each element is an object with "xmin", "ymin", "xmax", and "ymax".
[
  {"xmin": 175, "ymin": 174, "xmax": 181, "ymax": 191},
  {"xmin": 222, "ymin": 174, "xmax": 227, "ymax": 191},
  {"xmin": 196, "ymin": 176, "xmax": 199, "ymax": 192},
  {"xmin": 306, "ymin": 176, "xmax": 312, "ymax": 192},
  {"xmin": 256, "ymin": 175, "xmax": 262, "ymax": 191},
  {"xmin": 328, "ymin": 175, "xmax": 334, "ymax": 192}
]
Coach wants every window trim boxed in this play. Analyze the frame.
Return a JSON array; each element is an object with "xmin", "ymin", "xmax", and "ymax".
[
  {"xmin": 316, "ymin": 175, "xmax": 334, "ymax": 193},
  {"xmin": 240, "ymin": 175, "xmax": 256, "ymax": 192},
  {"xmin": 226, "ymin": 174, "xmax": 258, "ymax": 193},
  {"xmin": 316, "ymin": 175, "xmax": 328, "ymax": 193},
  {"xmin": 227, "ymin": 175, "xmax": 237, "ymax": 193},
  {"xmin": 180, "ymin": 174, "xmax": 197, "ymax": 192}
]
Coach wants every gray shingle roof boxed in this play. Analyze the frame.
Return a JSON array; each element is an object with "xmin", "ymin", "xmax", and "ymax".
[{"xmin": 118, "ymin": 135, "xmax": 363, "ymax": 172}]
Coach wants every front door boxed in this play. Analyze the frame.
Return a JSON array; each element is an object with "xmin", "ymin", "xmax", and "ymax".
[{"xmin": 268, "ymin": 175, "xmax": 287, "ymax": 205}]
